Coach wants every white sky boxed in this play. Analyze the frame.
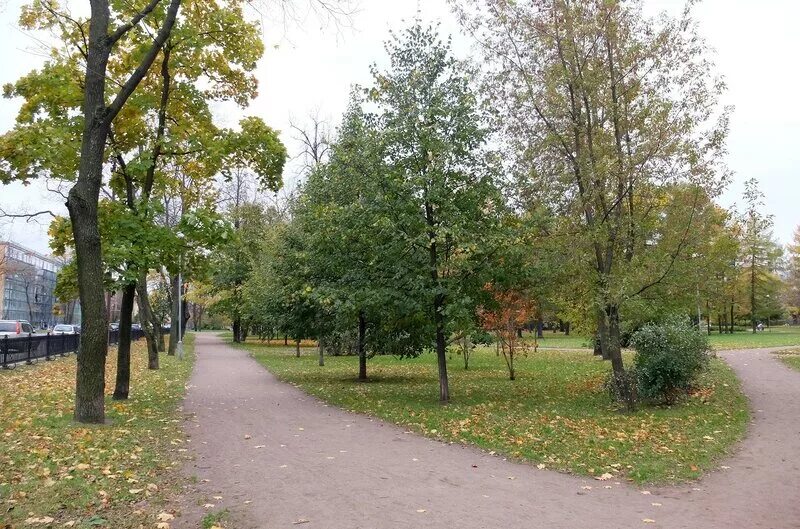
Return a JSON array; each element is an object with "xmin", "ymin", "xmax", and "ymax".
[{"xmin": 0, "ymin": 0, "xmax": 798, "ymax": 254}]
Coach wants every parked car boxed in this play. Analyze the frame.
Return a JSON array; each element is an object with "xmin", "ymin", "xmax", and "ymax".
[
  {"xmin": 52, "ymin": 324, "xmax": 79, "ymax": 335},
  {"xmin": 109, "ymin": 323, "xmax": 120, "ymax": 331},
  {"xmin": 0, "ymin": 320, "xmax": 36, "ymax": 337},
  {"xmin": 131, "ymin": 323, "xmax": 142, "ymax": 331}
]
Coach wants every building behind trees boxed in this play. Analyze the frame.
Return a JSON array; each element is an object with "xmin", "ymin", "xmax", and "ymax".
[{"xmin": 0, "ymin": 241, "xmax": 80, "ymax": 328}]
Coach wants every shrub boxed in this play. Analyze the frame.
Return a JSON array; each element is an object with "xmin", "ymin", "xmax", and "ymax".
[{"xmin": 631, "ymin": 317, "xmax": 711, "ymax": 405}]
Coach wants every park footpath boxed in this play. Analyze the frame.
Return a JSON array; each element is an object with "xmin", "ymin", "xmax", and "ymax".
[{"xmin": 175, "ymin": 333, "xmax": 800, "ymax": 529}]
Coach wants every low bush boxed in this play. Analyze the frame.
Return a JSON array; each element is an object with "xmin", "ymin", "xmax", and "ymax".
[{"xmin": 631, "ymin": 317, "xmax": 711, "ymax": 405}]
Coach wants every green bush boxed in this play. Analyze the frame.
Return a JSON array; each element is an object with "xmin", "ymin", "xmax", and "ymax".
[{"xmin": 631, "ymin": 317, "xmax": 711, "ymax": 405}]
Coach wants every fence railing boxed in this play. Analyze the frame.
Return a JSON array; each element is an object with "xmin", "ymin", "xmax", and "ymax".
[{"xmin": 1, "ymin": 329, "xmax": 147, "ymax": 369}]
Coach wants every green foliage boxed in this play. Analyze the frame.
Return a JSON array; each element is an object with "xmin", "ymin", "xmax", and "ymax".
[{"xmin": 631, "ymin": 318, "xmax": 712, "ymax": 405}]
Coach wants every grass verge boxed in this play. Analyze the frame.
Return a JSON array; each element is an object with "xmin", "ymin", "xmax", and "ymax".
[
  {"xmin": 238, "ymin": 340, "xmax": 747, "ymax": 485},
  {"xmin": 773, "ymin": 348, "xmax": 800, "ymax": 372},
  {"xmin": 0, "ymin": 334, "xmax": 195, "ymax": 528}
]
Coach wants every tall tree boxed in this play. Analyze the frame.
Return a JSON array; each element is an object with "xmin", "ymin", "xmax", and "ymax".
[
  {"xmin": 786, "ymin": 226, "xmax": 800, "ymax": 324},
  {"xmin": 2, "ymin": 0, "xmax": 183, "ymax": 423},
  {"xmin": 367, "ymin": 22, "xmax": 505, "ymax": 402},
  {"xmin": 740, "ymin": 178, "xmax": 781, "ymax": 333},
  {"xmin": 454, "ymin": 0, "xmax": 729, "ymax": 405}
]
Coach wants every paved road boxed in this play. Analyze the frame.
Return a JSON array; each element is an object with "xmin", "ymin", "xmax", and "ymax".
[{"xmin": 177, "ymin": 333, "xmax": 800, "ymax": 528}]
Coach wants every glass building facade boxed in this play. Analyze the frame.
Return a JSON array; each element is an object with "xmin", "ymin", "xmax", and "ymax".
[{"xmin": 0, "ymin": 242, "xmax": 78, "ymax": 329}]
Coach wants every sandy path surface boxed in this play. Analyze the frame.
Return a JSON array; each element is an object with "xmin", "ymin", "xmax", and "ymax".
[{"xmin": 176, "ymin": 333, "xmax": 800, "ymax": 529}]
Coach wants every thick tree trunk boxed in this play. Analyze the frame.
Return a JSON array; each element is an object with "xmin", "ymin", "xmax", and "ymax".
[
  {"xmin": 358, "ymin": 311, "xmax": 367, "ymax": 380},
  {"xmin": 232, "ymin": 318, "xmax": 241, "ymax": 343},
  {"xmin": 68, "ymin": 18, "xmax": 112, "ymax": 421},
  {"xmin": 135, "ymin": 274, "xmax": 159, "ymax": 370},
  {"xmin": 113, "ymin": 282, "xmax": 136, "ymax": 400},
  {"xmin": 67, "ymin": 0, "xmax": 182, "ymax": 423},
  {"xmin": 564, "ymin": 321, "xmax": 571, "ymax": 336},
  {"xmin": 536, "ymin": 319, "xmax": 544, "ymax": 338}
]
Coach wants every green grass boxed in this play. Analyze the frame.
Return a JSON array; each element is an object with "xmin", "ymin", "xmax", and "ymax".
[
  {"xmin": 237, "ymin": 339, "xmax": 748, "ymax": 485},
  {"xmin": 522, "ymin": 327, "xmax": 800, "ymax": 351},
  {"xmin": 706, "ymin": 327, "xmax": 800, "ymax": 349},
  {"xmin": 0, "ymin": 334, "xmax": 196, "ymax": 527},
  {"xmin": 202, "ymin": 508, "xmax": 230, "ymax": 528},
  {"xmin": 521, "ymin": 331, "xmax": 592, "ymax": 349},
  {"xmin": 773, "ymin": 348, "xmax": 800, "ymax": 372}
]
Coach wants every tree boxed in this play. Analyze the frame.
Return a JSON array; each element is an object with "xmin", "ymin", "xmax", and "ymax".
[
  {"xmin": 454, "ymin": 0, "xmax": 729, "ymax": 406},
  {"xmin": 2, "ymin": 0, "xmax": 182, "ymax": 423},
  {"xmin": 786, "ymin": 226, "xmax": 800, "ymax": 324},
  {"xmin": 363, "ymin": 22, "xmax": 506, "ymax": 402},
  {"xmin": 479, "ymin": 287, "xmax": 536, "ymax": 381},
  {"xmin": 1, "ymin": 0, "xmax": 348, "ymax": 423},
  {"xmin": 740, "ymin": 178, "xmax": 781, "ymax": 333}
]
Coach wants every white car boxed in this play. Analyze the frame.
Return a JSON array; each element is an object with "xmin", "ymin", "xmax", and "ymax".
[
  {"xmin": 0, "ymin": 320, "xmax": 35, "ymax": 337},
  {"xmin": 52, "ymin": 324, "xmax": 79, "ymax": 335}
]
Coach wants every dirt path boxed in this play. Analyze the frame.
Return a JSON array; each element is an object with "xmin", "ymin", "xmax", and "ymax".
[{"xmin": 177, "ymin": 334, "xmax": 800, "ymax": 529}]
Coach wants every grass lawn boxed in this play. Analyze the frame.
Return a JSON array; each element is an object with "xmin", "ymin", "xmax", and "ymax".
[
  {"xmin": 773, "ymin": 348, "xmax": 800, "ymax": 372},
  {"xmin": 238, "ymin": 340, "xmax": 748, "ymax": 485},
  {"xmin": 0, "ymin": 334, "xmax": 195, "ymax": 528},
  {"xmin": 707, "ymin": 327, "xmax": 800, "ymax": 349},
  {"xmin": 522, "ymin": 326, "xmax": 800, "ymax": 351}
]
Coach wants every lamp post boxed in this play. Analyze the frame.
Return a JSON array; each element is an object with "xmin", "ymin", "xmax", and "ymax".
[{"xmin": 177, "ymin": 232, "xmax": 185, "ymax": 360}]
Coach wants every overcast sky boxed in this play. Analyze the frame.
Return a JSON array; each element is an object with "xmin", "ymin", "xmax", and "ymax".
[{"xmin": 0, "ymin": 0, "xmax": 798, "ymax": 254}]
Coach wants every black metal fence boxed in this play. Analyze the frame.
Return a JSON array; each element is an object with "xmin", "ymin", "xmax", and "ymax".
[{"xmin": 1, "ymin": 329, "xmax": 146, "ymax": 369}]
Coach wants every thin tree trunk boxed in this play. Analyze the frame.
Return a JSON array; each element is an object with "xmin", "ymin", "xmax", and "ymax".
[
  {"xmin": 434, "ymin": 292, "xmax": 449, "ymax": 402},
  {"xmin": 168, "ymin": 273, "xmax": 179, "ymax": 355},
  {"xmin": 318, "ymin": 335, "xmax": 324, "ymax": 366},
  {"xmin": 135, "ymin": 274, "xmax": 159, "ymax": 370},
  {"xmin": 602, "ymin": 304, "xmax": 634, "ymax": 410},
  {"xmin": 751, "ymin": 252, "xmax": 757, "ymax": 334},
  {"xmin": 113, "ymin": 282, "xmax": 136, "ymax": 400},
  {"xmin": 358, "ymin": 311, "xmax": 367, "ymax": 380},
  {"xmin": 295, "ymin": 338, "xmax": 301, "ymax": 358}
]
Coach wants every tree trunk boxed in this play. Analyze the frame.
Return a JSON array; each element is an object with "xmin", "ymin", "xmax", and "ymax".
[
  {"xmin": 232, "ymin": 318, "xmax": 241, "ymax": 343},
  {"xmin": 68, "ymin": 27, "xmax": 112, "ymax": 421},
  {"xmin": 751, "ymin": 253, "xmax": 757, "ymax": 334},
  {"xmin": 730, "ymin": 302, "xmax": 735, "ymax": 334},
  {"xmin": 168, "ymin": 273, "xmax": 180, "ymax": 355},
  {"xmin": 295, "ymin": 338, "xmax": 301, "ymax": 358},
  {"xmin": 564, "ymin": 321, "xmax": 571, "ymax": 336},
  {"xmin": 358, "ymin": 311, "xmax": 367, "ymax": 380},
  {"xmin": 536, "ymin": 319, "xmax": 544, "ymax": 338},
  {"xmin": 318, "ymin": 335, "xmax": 324, "ymax": 367},
  {"xmin": 434, "ymin": 292, "xmax": 449, "ymax": 403},
  {"xmin": 135, "ymin": 274, "xmax": 159, "ymax": 370},
  {"xmin": 66, "ymin": 0, "xmax": 182, "ymax": 423},
  {"xmin": 601, "ymin": 304, "xmax": 634, "ymax": 410},
  {"xmin": 284, "ymin": 333, "xmax": 288, "ymax": 346},
  {"xmin": 113, "ymin": 282, "xmax": 136, "ymax": 400}
]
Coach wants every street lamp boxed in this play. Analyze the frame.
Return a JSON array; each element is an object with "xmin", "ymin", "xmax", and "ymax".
[{"xmin": 177, "ymin": 232, "xmax": 185, "ymax": 360}]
